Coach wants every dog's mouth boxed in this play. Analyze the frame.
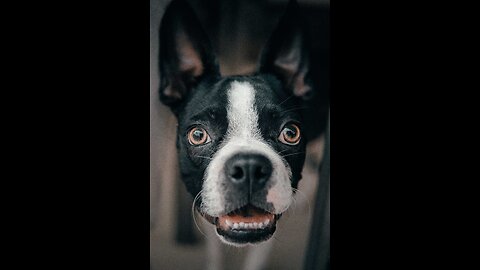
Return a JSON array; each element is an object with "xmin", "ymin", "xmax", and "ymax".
[{"xmin": 201, "ymin": 204, "xmax": 281, "ymax": 245}]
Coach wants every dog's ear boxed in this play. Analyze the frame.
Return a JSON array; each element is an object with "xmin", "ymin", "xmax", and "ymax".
[
  {"xmin": 258, "ymin": 0, "xmax": 313, "ymax": 100},
  {"xmin": 159, "ymin": 0, "xmax": 219, "ymax": 113}
]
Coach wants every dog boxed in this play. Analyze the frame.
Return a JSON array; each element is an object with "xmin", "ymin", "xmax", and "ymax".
[{"xmin": 158, "ymin": 0, "xmax": 322, "ymax": 247}]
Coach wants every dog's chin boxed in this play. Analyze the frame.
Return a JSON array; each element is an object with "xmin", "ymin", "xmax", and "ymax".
[{"xmin": 202, "ymin": 204, "xmax": 282, "ymax": 246}]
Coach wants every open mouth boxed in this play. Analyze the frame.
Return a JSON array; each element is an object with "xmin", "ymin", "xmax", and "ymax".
[{"xmin": 202, "ymin": 204, "xmax": 282, "ymax": 245}]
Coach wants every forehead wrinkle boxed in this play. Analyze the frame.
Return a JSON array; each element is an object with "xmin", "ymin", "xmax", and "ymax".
[{"xmin": 189, "ymin": 106, "xmax": 222, "ymax": 122}]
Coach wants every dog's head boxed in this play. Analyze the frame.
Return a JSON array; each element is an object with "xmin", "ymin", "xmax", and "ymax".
[{"xmin": 159, "ymin": 0, "xmax": 315, "ymax": 246}]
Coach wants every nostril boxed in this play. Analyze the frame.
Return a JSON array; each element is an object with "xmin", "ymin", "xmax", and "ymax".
[
  {"xmin": 254, "ymin": 166, "xmax": 267, "ymax": 180},
  {"xmin": 231, "ymin": 166, "xmax": 244, "ymax": 180}
]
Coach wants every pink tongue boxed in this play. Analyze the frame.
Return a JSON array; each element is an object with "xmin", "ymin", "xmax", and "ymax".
[{"xmin": 217, "ymin": 205, "xmax": 274, "ymax": 230}]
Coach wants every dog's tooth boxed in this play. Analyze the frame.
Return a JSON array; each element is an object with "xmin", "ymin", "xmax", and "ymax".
[
  {"xmin": 253, "ymin": 222, "xmax": 258, "ymax": 228},
  {"xmin": 225, "ymin": 219, "xmax": 232, "ymax": 227},
  {"xmin": 264, "ymin": 220, "xmax": 269, "ymax": 226},
  {"xmin": 233, "ymin": 223, "xmax": 239, "ymax": 229},
  {"xmin": 239, "ymin": 222, "xmax": 245, "ymax": 228}
]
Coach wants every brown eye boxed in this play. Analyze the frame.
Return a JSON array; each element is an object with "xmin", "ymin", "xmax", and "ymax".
[
  {"xmin": 278, "ymin": 123, "xmax": 301, "ymax": 145},
  {"xmin": 187, "ymin": 127, "xmax": 211, "ymax": 145}
]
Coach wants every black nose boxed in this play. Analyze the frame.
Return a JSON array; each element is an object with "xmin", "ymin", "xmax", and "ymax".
[{"xmin": 225, "ymin": 154, "xmax": 273, "ymax": 192}]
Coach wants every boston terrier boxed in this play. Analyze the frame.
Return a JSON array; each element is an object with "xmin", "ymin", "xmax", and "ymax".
[{"xmin": 158, "ymin": 0, "xmax": 321, "ymax": 246}]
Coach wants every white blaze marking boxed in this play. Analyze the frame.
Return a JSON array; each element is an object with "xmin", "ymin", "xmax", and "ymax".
[{"xmin": 225, "ymin": 81, "xmax": 261, "ymax": 140}]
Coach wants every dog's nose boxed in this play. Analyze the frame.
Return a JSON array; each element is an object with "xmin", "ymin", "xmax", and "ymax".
[{"xmin": 225, "ymin": 154, "xmax": 272, "ymax": 192}]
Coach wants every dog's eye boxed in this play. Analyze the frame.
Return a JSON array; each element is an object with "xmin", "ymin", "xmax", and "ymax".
[
  {"xmin": 278, "ymin": 123, "xmax": 301, "ymax": 145},
  {"xmin": 187, "ymin": 127, "xmax": 211, "ymax": 145}
]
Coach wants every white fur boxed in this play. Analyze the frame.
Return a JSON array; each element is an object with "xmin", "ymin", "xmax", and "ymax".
[{"xmin": 201, "ymin": 81, "xmax": 293, "ymax": 217}]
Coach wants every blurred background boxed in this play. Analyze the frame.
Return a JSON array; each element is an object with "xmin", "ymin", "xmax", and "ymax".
[{"xmin": 150, "ymin": 0, "xmax": 329, "ymax": 269}]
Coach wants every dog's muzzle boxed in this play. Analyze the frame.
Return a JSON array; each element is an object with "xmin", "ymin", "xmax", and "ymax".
[{"xmin": 201, "ymin": 153, "xmax": 283, "ymax": 245}]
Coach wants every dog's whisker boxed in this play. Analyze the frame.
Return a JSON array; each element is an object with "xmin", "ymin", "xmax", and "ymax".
[
  {"xmin": 281, "ymin": 151, "xmax": 306, "ymax": 158},
  {"xmin": 281, "ymin": 196, "xmax": 298, "ymax": 221},
  {"xmin": 292, "ymin": 187, "xmax": 312, "ymax": 216},
  {"xmin": 279, "ymin": 106, "xmax": 310, "ymax": 114},
  {"xmin": 191, "ymin": 191, "xmax": 210, "ymax": 238},
  {"xmin": 292, "ymin": 194, "xmax": 299, "ymax": 215},
  {"xmin": 277, "ymin": 94, "xmax": 296, "ymax": 106},
  {"xmin": 193, "ymin": 155, "xmax": 213, "ymax": 160},
  {"xmin": 286, "ymin": 195, "xmax": 296, "ymax": 217}
]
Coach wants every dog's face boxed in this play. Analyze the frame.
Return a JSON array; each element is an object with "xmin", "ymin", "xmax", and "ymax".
[
  {"xmin": 159, "ymin": 0, "xmax": 314, "ymax": 246},
  {"xmin": 177, "ymin": 76, "xmax": 306, "ymax": 245}
]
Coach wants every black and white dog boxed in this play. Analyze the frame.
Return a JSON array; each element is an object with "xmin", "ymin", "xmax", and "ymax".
[{"xmin": 159, "ymin": 0, "xmax": 320, "ymax": 246}]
